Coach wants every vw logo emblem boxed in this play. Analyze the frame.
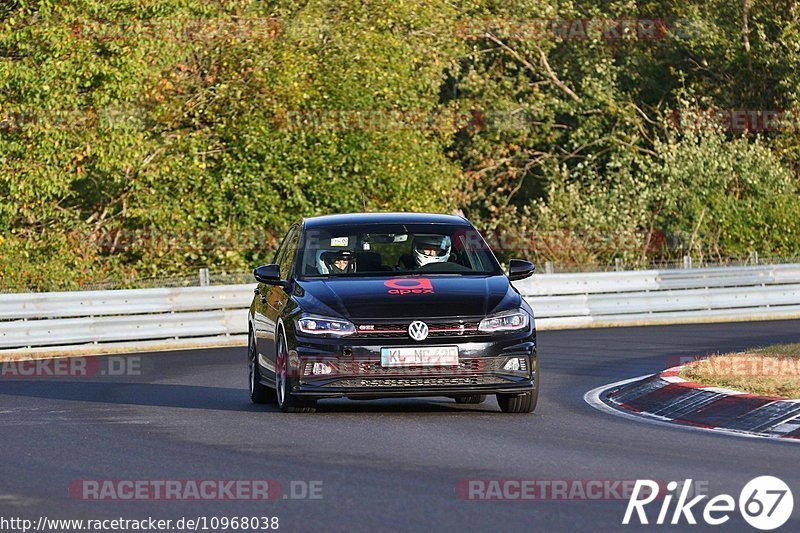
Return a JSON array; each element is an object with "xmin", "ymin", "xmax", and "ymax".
[{"xmin": 408, "ymin": 321, "xmax": 429, "ymax": 341}]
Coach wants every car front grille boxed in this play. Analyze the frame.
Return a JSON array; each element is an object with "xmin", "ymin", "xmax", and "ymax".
[
  {"xmin": 301, "ymin": 356, "xmax": 517, "ymax": 388},
  {"xmin": 302, "ymin": 357, "xmax": 501, "ymax": 376},
  {"xmin": 353, "ymin": 319, "xmax": 484, "ymax": 339},
  {"xmin": 330, "ymin": 375, "xmax": 508, "ymax": 388}
]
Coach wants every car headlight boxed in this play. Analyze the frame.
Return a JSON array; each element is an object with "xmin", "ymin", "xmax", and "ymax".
[
  {"xmin": 478, "ymin": 309, "xmax": 529, "ymax": 333},
  {"xmin": 296, "ymin": 315, "xmax": 356, "ymax": 337}
]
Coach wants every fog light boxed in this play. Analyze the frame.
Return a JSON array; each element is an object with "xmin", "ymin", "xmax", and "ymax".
[
  {"xmin": 503, "ymin": 358, "xmax": 522, "ymax": 371},
  {"xmin": 312, "ymin": 362, "xmax": 333, "ymax": 375}
]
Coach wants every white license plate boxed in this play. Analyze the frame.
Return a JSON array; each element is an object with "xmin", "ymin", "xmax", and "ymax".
[{"xmin": 380, "ymin": 346, "xmax": 459, "ymax": 367}]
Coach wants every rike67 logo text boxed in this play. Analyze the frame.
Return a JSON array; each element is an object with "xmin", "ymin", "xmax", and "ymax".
[{"xmin": 624, "ymin": 476, "xmax": 793, "ymax": 530}]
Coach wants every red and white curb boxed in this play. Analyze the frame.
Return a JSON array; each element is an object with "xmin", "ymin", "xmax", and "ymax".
[{"xmin": 584, "ymin": 365, "xmax": 800, "ymax": 442}]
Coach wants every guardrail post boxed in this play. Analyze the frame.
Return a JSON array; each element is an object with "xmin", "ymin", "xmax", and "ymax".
[
  {"xmin": 614, "ymin": 258, "xmax": 622, "ymax": 271},
  {"xmin": 544, "ymin": 261, "xmax": 553, "ymax": 274},
  {"xmin": 683, "ymin": 256, "xmax": 692, "ymax": 269},
  {"xmin": 199, "ymin": 268, "xmax": 210, "ymax": 286}
]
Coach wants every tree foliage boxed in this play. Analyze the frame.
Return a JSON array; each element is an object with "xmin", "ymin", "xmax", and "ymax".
[{"xmin": 1, "ymin": 0, "xmax": 799, "ymax": 290}]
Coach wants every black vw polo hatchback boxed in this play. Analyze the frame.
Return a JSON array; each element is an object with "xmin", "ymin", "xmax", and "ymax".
[{"xmin": 247, "ymin": 213, "xmax": 538, "ymax": 413}]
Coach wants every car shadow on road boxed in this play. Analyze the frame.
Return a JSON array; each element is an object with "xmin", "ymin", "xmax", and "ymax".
[
  {"xmin": 311, "ymin": 398, "xmax": 494, "ymax": 413},
  {"xmin": 0, "ymin": 380, "xmax": 260, "ymax": 412},
  {"xmin": 0, "ymin": 380, "xmax": 494, "ymax": 413}
]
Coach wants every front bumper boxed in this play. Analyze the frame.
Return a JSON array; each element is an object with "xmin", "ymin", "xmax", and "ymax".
[
  {"xmin": 293, "ymin": 380, "xmax": 536, "ymax": 399},
  {"xmin": 287, "ymin": 331, "xmax": 537, "ymax": 399}
]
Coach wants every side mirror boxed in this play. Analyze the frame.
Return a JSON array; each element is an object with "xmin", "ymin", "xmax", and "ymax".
[
  {"xmin": 508, "ymin": 259, "xmax": 535, "ymax": 281},
  {"xmin": 254, "ymin": 264, "xmax": 288, "ymax": 287}
]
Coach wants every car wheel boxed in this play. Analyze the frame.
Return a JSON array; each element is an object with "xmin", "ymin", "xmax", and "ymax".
[
  {"xmin": 248, "ymin": 330, "xmax": 277, "ymax": 404},
  {"xmin": 454, "ymin": 394, "xmax": 486, "ymax": 404},
  {"xmin": 496, "ymin": 368, "xmax": 539, "ymax": 414},
  {"xmin": 276, "ymin": 333, "xmax": 317, "ymax": 413}
]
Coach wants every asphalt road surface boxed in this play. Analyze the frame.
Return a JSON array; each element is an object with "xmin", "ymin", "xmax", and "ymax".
[{"xmin": 1, "ymin": 320, "xmax": 799, "ymax": 532}]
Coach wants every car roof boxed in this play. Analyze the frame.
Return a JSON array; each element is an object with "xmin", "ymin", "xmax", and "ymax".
[{"xmin": 302, "ymin": 212, "xmax": 470, "ymax": 229}]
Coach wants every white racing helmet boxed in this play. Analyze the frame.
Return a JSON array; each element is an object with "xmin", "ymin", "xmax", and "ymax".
[{"xmin": 412, "ymin": 235, "xmax": 451, "ymax": 267}]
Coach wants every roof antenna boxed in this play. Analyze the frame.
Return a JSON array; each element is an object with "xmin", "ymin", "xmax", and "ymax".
[{"xmin": 362, "ymin": 191, "xmax": 368, "ymax": 212}]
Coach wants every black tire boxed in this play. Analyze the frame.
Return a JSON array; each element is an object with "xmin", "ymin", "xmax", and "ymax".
[
  {"xmin": 275, "ymin": 333, "xmax": 317, "ymax": 413},
  {"xmin": 496, "ymin": 369, "xmax": 539, "ymax": 414},
  {"xmin": 454, "ymin": 394, "xmax": 487, "ymax": 404},
  {"xmin": 249, "ymin": 330, "xmax": 277, "ymax": 404}
]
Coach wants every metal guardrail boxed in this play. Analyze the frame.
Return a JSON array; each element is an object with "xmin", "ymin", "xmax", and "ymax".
[
  {"xmin": 1, "ymin": 264, "xmax": 799, "ymax": 354},
  {"xmin": 0, "ymin": 286, "xmax": 253, "ymax": 352},
  {"xmin": 515, "ymin": 264, "xmax": 800, "ymax": 329}
]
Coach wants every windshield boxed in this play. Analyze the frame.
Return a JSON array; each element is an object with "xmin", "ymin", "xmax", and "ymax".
[{"xmin": 297, "ymin": 223, "xmax": 503, "ymax": 278}]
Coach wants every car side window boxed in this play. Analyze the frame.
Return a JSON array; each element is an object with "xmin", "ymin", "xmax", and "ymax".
[
  {"xmin": 278, "ymin": 226, "xmax": 300, "ymax": 279},
  {"xmin": 272, "ymin": 231, "xmax": 289, "ymax": 266}
]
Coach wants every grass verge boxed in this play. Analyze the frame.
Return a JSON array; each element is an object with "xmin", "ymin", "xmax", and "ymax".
[{"xmin": 679, "ymin": 343, "xmax": 800, "ymax": 398}]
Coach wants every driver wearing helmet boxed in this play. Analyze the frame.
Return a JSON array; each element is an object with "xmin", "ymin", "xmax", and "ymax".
[
  {"xmin": 403, "ymin": 234, "xmax": 451, "ymax": 269},
  {"xmin": 320, "ymin": 250, "xmax": 355, "ymax": 274}
]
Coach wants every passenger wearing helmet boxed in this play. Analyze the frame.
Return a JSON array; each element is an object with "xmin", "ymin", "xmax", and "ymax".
[
  {"xmin": 320, "ymin": 250, "xmax": 355, "ymax": 274},
  {"xmin": 401, "ymin": 234, "xmax": 451, "ymax": 269}
]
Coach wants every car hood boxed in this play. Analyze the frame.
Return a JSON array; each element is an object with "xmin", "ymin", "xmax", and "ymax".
[{"xmin": 294, "ymin": 275, "xmax": 520, "ymax": 319}]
